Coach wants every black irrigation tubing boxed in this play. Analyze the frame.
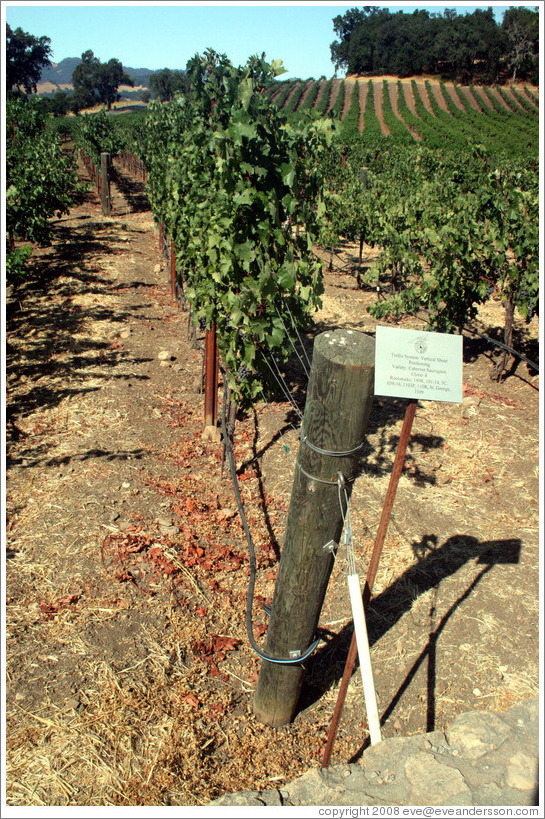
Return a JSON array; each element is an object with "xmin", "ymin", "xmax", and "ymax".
[
  {"xmin": 219, "ymin": 372, "xmax": 321, "ymax": 666},
  {"xmin": 463, "ymin": 322, "xmax": 539, "ymax": 374},
  {"xmin": 117, "ymin": 150, "xmax": 323, "ymax": 663}
]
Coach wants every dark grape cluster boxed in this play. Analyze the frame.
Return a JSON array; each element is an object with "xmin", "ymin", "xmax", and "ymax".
[{"xmin": 237, "ymin": 364, "xmax": 252, "ymax": 380}]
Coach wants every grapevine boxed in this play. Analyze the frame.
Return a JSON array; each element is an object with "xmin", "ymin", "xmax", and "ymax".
[{"xmin": 139, "ymin": 50, "xmax": 333, "ymax": 407}]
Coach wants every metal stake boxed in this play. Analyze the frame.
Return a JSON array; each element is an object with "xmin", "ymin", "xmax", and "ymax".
[{"xmin": 321, "ymin": 398, "xmax": 417, "ymax": 767}]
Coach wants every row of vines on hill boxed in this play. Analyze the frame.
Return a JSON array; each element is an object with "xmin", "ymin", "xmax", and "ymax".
[{"xmin": 268, "ymin": 78, "xmax": 538, "ymax": 159}]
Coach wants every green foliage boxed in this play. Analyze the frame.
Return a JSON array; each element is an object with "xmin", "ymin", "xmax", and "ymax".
[
  {"xmin": 46, "ymin": 114, "xmax": 78, "ymax": 140},
  {"xmin": 6, "ymin": 244, "xmax": 33, "ymax": 281},
  {"xmin": 296, "ymin": 76, "xmax": 324, "ymax": 112},
  {"xmin": 329, "ymin": 6, "xmax": 538, "ymax": 84},
  {"xmin": 72, "ymin": 50, "xmax": 134, "ymax": 112},
  {"xmin": 75, "ymin": 109, "xmax": 124, "ymax": 163},
  {"xmin": 339, "ymin": 81, "xmax": 360, "ymax": 140},
  {"xmin": 502, "ymin": 6, "xmax": 539, "ymax": 83},
  {"xmin": 316, "ymin": 140, "xmax": 539, "ymax": 345},
  {"xmin": 6, "ymin": 24, "xmax": 52, "ymax": 95},
  {"xmin": 330, "ymin": 80, "xmax": 345, "ymax": 119},
  {"xmin": 6, "ymin": 96, "xmax": 79, "ymax": 281},
  {"xmin": 360, "ymin": 81, "xmax": 385, "ymax": 145},
  {"xmin": 379, "ymin": 81, "xmax": 414, "ymax": 145},
  {"xmin": 263, "ymin": 74, "xmax": 538, "ymax": 161},
  {"xmin": 149, "ymin": 68, "xmax": 189, "ymax": 101},
  {"xmin": 283, "ymin": 79, "xmax": 311, "ymax": 115},
  {"xmin": 140, "ymin": 50, "xmax": 332, "ymax": 406},
  {"xmin": 314, "ymin": 79, "xmax": 333, "ymax": 116},
  {"xmin": 43, "ymin": 90, "xmax": 72, "ymax": 117}
]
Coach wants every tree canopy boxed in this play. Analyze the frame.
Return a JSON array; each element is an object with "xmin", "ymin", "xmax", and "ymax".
[
  {"xmin": 71, "ymin": 50, "xmax": 134, "ymax": 111},
  {"xmin": 503, "ymin": 5, "xmax": 540, "ymax": 82},
  {"xmin": 6, "ymin": 24, "xmax": 52, "ymax": 95},
  {"xmin": 330, "ymin": 6, "xmax": 539, "ymax": 84},
  {"xmin": 149, "ymin": 68, "xmax": 189, "ymax": 101}
]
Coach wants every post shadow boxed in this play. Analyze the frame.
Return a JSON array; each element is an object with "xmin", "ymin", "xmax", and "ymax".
[{"xmin": 297, "ymin": 535, "xmax": 522, "ymax": 720}]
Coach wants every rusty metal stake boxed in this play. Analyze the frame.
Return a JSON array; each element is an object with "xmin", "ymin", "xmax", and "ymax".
[
  {"xmin": 321, "ymin": 398, "xmax": 417, "ymax": 768},
  {"xmin": 170, "ymin": 241, "xmax": 176, "ymax": 302},
  {"xmin": 204, "ymin": 326, "xmax": 219, "ymax": 429}
]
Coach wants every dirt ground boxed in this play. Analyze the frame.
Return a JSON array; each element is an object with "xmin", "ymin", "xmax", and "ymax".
[{"xmin": 4, "ymin": 158, "xmax": 540, "ymax": 806}]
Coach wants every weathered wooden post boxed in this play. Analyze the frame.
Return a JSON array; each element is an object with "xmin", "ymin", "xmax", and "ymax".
[
  {"xmin": 100, "ymin": 152, "xmax": 111, "ymax": 216},
  {"xmin": 253, "ymin": 328, "xmax": 375, "ymax": 726}
]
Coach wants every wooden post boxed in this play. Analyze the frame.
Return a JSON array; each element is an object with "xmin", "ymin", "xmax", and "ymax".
[
  {"xmin": 204, "ymin": 326, "xmax": 218, "ymax": 429},
  {"xmin": 253, "ymin": 328, "xmax": 375, "ymax": 727},
  {"xmin": 100, "ymin": 152, "xmax": 111, "ymax": 216}
]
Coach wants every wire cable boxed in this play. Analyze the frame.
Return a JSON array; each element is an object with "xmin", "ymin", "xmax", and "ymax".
[
  {"xmin": 279, "ymin": 295, "xmax": 313, "ymax": 372},
  {"xmin": 219, "ymin": 372, "xmax": 320, "ymax": 665},
  {"xmin": 260, "ymin": 352, "xmax": 304, "ymax": 420},
  {"xmin": 300, "ymin": 431, "xmax": 366, "ymax": 458},
  {"xmin": 273, "ymin": 300, "xmax": 310, "ymax": 379}
]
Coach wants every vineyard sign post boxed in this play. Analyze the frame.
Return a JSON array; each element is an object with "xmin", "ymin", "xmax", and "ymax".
[
  {"xmin": 254, "ymin": 325, "xmax": 463, "ymax": 729},
  {"xmin": 253, "ymin": 328, "xmax": 375, "ymax": 727}
]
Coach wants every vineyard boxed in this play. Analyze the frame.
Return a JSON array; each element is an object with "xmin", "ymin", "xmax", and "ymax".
[
  {"xmin": 267, "ymin": 75, "xmax": 539, "ymax": 158},
  {"xmin": 5, "ymin": 55, "xmax": 540, "ymax": 807}
]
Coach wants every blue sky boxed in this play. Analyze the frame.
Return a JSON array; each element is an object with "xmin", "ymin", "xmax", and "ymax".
[{"xmin": 3, "ymin": 2, "xmax": 525, "ymax": 81}]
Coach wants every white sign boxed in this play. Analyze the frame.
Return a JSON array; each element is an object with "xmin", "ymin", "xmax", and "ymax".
[{"xmin": 375, "ymin": 326, "xmax": 463, "ymax": 403}]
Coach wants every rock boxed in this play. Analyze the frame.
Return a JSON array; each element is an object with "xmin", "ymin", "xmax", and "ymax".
[
  {"xmin": 446, "ymin": 710, "xmax": 512, "ymax": 759},
  {"xmin": 202, "ymin": 425, "xmax": 222, "ymax": 443},
  {"xmin": 405, "ymin": 752, "xmax": 471, "ymax": 805},
  {"xmin": 217, "ymin": 508, "xmax": 236, "ymax": 521},
  {"xmin": 159, "ymin": 524, "xmax": 179, "ymax": 536},
  {"xmin": 505, "ymin": 752, "xmax": 537, "ymax": 791},
  {"xmin": 158, "ymin": 350, "xmax": 175, "ymax": 361},
  {"xmin": 210, "ymin": 698, "xmax": 539, "ymax": 808},
  {"xmin": 120, "ymin": 328, "xmax": 131, "ymax": 339}
]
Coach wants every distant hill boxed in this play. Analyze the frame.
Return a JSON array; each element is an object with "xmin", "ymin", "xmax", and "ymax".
[
  {"xmin": 37, "ymin": 57, "xmax": 156, "ymax": 95},
  {"xmin": 39, "ymin": 57, "xmax": 82, "ymax": 86}
]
